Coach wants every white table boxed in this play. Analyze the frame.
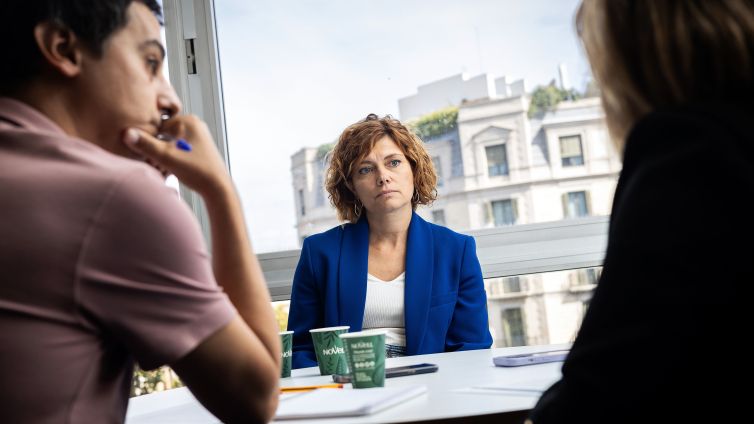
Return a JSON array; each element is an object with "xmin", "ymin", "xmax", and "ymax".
[{"xmin": 126, "ymin": 344, "xmax": 568, "ymax": 423}]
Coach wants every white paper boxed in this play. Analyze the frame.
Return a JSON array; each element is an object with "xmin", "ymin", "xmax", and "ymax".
[
  {"xmin": 274, "ymin": 385, "xmax": 427, "ymax": 420},
  {"xmin": 458, "ymin": 374, "xmax": 561, "ymax": 396}
]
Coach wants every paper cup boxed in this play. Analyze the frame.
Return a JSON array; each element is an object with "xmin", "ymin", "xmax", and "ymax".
[
  {"xmin": 310, "ymin": 326, "xmax": 350, "ymax": 375},
  {"xmin": 339, "ymin": 330, "xmax": 386, "ymax": 389},
  {"xmin": 279, "ymin": 331, "xmax": 294, "ymax": 378}
]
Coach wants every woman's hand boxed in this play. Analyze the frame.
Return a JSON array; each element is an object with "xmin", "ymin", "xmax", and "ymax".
[{"xmin": 122, "ymin": 114, "xmax": 230, "ymax": 197}]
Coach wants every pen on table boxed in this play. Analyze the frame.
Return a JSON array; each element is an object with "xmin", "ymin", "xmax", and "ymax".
[{"xmin": 280, "ymin": 383, "xmax": 343, "ymax": 393}]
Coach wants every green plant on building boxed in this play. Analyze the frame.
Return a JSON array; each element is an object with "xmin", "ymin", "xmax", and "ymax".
[
  {"xmin": 528, "ymin": 82, "xmax": 582, "ymax": 118},
  {"xmin": 316, "ymin": 142, "xmax": 335, "ymax": 160},
  {"xmin": 408, "ymin": 106, "xmax": 459, "ymax": 140}
]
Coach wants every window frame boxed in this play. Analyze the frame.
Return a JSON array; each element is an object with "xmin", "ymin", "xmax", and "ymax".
[
  {"xmin": 501, "ymin": 307, "xmax": 527, "ymax": 347},
  {"xmin": 163, "ymin": 0, "xmax": 229, "ymax": 247},
  {"xmin": 563, "ymin": 190, "xmax": 591, "ymax": 218},
  {"xmin": 559, "ymin": 134, "xmax": 585, "ymax": 167},
  {"xmin": 298, "ymin": 189, "xmax": 306, "ymax": 217},
  {"xmin": 484, "ymin": 143, "xmax": 510, "ymax": 177},
  {"xmin": 502, "ymin": 276, "xmax": 522, "ymax": 293},
  {"xmin": 490, "ymin": 198, "xmax": 518, "ymax": 227},
  {"xmin": 257, "ymin": 216, "xmax": 608, "ymax": 301},
  {"xmin": 163, "ymin": 0, "xmax": 610, "ymax": 301}
]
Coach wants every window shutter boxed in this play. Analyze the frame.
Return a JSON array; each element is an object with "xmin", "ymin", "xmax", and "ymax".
[
  {"xmin": 559, "ymin": 135, "xmax": 583, "ymax": 157},
  {"xmin": 585, "ymin": 190, "xmax": 592, "ymax": 215},
  {"xmin": 482, "ymin": 202, "xmax": 492, "ymax": 226},
  {"xmin": 561, "ymin": 193, "xmax": 569, "ymax": 218}
]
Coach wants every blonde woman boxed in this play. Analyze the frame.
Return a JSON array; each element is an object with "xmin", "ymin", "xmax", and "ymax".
[
  {"xmin": 528, "ymin": 1, "xmax": 754, "ymax": 423},
  {"xmin": 288, "ymin": 114, "xmax": 492, "ymax": 368}
]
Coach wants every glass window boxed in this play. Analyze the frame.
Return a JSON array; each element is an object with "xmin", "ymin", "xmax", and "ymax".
[
  {"xmin": 563, "ymin": 191, "xmax": 589, "ymax": 218},
  {"xmin": 586, "ymin": 267, "xmax": 601, "ymax": 283},
  {"xmin": 315, "ymin": 159, "xmax": 326, "ymax": 207},
  {"xmin": 432, "ymin": 210, "xmax": 446, "ymax": 226},
  {"xmin": 502, "ymin": 276, "xmax": 522, "ymax": 293},
  {"xmin": 560, "ymin": 134, "xmax": 584, "ymax": 166},
  {"xmin": 485, "ymin": 268, "xmax": 598, "ymax": 348},
  {"xmin": 154, "ymin": 0, "xmax": 616, "ymax": 398},
  {"xmin": 274, "ymin": 266, "xmax": 600, "ymax": 344},
  {"xmin": 486, "ymin": 144, "xmax": 509, "ymax": 177},
  {"xmin": 491, "ymin": 199, "xmax": 517, "ymax": 226},
  {"xmin": 486, "ymin": 275, "xmax": 523, "ymax": 295},
  {"xmin": 298, "ymin": 189, "xmax": 305, "ymax": 217},
  {"xmin": 272, "ymin": 267, "xmax": 602, "ymax": 349},
  {"xmin": 211, "ymin": 0, "xmax": 618, "ymax": 252},
  {"xmin": 502, "ymin": 308, "xmax": 526, "ymax": 347},
  {"xmin": 569, "ymin": 267, "xmax": 601, "ymax": 286}
]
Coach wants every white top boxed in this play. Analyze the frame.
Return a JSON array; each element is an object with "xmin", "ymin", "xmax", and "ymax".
[{"xmin": 362, "ymin": 272, "xmax": 406, "ymax": 354}]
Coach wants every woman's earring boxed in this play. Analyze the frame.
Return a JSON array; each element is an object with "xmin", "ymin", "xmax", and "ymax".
[
  {"xmin": 354, "ymin": 200, "xmax": 362, "ymax": 217},
  {"xmin": 412, "ymin": 190, "xmax": 419, "ymax": 204}
]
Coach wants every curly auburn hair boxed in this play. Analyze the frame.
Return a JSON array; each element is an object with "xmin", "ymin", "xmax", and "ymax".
[{"xmin": 325, "ymin": 114, "xmax": 437, "ymax": 223}]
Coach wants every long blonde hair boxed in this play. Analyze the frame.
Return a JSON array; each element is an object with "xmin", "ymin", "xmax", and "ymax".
[{"xmin": 577, "ymin": 0, "xmax": 754, "ymax": 152}]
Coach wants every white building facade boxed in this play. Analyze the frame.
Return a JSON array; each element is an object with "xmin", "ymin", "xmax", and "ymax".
[{"xmin": 290, "ymin": 72, "xmax": 621, "ymax": 347}]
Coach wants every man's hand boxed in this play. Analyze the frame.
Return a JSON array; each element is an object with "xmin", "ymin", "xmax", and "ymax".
[{"xmin": 122, "ymin": 115, "xmax": 229, "ymax": 196}]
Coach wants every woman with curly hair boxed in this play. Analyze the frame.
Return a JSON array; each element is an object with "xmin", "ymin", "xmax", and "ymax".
[{"xmin": 287, "ymin": 114, "xmax": 492, "ymax": 369}]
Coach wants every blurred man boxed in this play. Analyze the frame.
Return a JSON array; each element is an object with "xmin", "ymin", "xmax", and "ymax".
[{"xmin": 0, "ymin": 1, "xmax": 280, "ymax": 422}]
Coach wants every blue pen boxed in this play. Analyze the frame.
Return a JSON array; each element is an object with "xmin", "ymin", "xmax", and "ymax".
[{"xmin": 176, "ymin": 138, "xmax": 192, "ymax": 152}]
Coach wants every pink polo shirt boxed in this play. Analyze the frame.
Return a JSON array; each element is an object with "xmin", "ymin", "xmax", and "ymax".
[{"xmin": 0, "ymin": 97, "xmax": 237, "ymax": 423}]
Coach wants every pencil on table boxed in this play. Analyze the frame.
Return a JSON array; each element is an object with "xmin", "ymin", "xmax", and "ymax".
[{"xmin": 280, "ymin": 383, "xmax": 344, "ymax": 393}]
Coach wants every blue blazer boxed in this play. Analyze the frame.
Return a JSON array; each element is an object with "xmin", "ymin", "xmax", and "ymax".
[{"xmin": 288, "ymin": 212, "xmax": 492, "ymax": 369}]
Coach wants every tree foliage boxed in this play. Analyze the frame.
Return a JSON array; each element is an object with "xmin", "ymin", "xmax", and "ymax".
[
  {"xmin": 131, "ymin": 366, "xmax": 183, "ymax": 397},
  {"xmin": 528, "ymin": 82, "xmax": 582, "ymax": 118},
  {"xmin": 409, "ymin": 106, "xmax": 459, "ymax": 140},
  {"xmin": 316, "ymin": 142, "xmax": 335, "ymax": 160}
]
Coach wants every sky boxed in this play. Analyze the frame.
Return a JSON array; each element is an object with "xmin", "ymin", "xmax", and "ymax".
[{"xmin": 213, "ymin": 0, "xmax": 590, "ymax": 253}]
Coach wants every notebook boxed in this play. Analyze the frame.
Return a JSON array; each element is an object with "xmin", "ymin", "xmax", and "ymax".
[{"xmin": 274, "ymin": 385, "xmax": 427, "ymax": 420}]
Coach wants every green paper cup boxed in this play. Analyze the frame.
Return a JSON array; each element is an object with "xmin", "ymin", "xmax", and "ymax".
[
  {"xmin": 310, "ymin": 326, "xmax": 350, "ymax": 375},
  {"xmin": 339, "ymin": 330, "xmax": 386, "ymax": 389},
  {"xmin": 279, "ymin": 330, "xmax": 294, "ymax": 378}
]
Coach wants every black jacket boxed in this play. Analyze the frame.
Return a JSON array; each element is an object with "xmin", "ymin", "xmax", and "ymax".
[{"xmin": 529, "ymin": 105, "xmax": 754, "ymax": 423}]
